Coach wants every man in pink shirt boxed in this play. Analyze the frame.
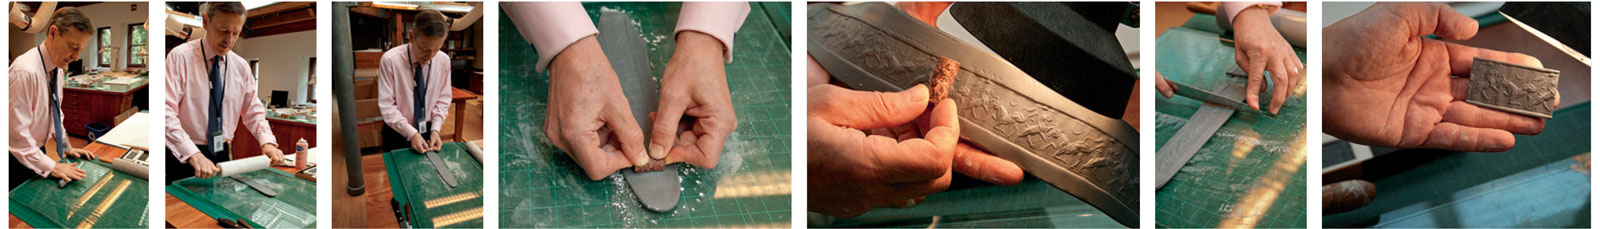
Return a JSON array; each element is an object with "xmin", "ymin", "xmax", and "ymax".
[
  {"xmin": 8, "ymin": 7, "xmax": 94, "ymax": 188},
  {"xmin": 378, "ymin": 10, "xmax": 453, "ymax": 153},
  {"xmin": 503, "ymin": 2, "xmax": 746, "ymax": 180},
  {"xmin": 165, "ymin": 2, "xmax": 285, "ymax": 183}
]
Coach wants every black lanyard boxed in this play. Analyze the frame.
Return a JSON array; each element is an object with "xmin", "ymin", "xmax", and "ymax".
[
  {"xmin": 408, "ymin": 45, "xmax": 425, "ymax": 76},
  {"xmin": 37, "ymin": 47, "xmax": 51, "ymax": 99},
  {"xmin": 201, "ymin": 39, "xmax": 226, "ymax": 89},
  {"xmin": 36, "ymin": 47, "xmax": 45, "ymax": 74}
]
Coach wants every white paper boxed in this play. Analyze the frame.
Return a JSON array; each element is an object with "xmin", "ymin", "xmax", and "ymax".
[{"xmin": 96, "ymin": 113, "xmax": 152, "ymax": 148}]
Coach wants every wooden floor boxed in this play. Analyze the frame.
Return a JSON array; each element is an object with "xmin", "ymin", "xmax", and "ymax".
[
  {"xmin": 331, "ymin": 136, "xmax": 402, "ymax": 228},
  {"xmin": 329, "ymin": 147, "xmax": 403, "ymax": 227}
]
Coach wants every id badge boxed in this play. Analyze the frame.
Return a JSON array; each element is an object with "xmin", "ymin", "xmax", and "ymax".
[
  {"xmin": 417, "ymin": 120, "xmax": 430, "ymax": 135},
  {"xmin": 211, "ymin": 131, "xmax": 226, "ymax": 153}
]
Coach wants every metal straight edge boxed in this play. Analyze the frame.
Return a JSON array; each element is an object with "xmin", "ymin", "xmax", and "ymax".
[
  {"xmin": 1169, "ymin": 80, "xmax": 1268, "ymax": 117},
  {"xmin": 808, "ymin": 3, "xmax": 1138, "ymax": 227},
  {"xmin": 601, "ymin": 10, "xmax": 682, "ymax": 213}
]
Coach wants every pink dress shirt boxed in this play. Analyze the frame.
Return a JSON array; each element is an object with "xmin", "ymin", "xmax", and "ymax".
[
  {"xmin": 165, "ymin": 39, "xmax": 277, "ymax": 163},
  {"xmin": 8, "ymin": 45, "xmax": 64, "ymax": 176},
  {"xmin": 378, "ymin": 44, "xmax": 453, "ymax": 139},
  {"xmin": 502, "ymin": 2, "xmax": 750, "ymax": 72},
  {"xmin": 1221, "ymin": 2, "xmax": 1282, "ymax": 24}
]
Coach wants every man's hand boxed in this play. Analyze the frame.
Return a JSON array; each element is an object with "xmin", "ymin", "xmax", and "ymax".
[
  {"xmin": 1233, "ymin": 5, "xmax": 1303, "ymax": 114},
  {"xmin": 1153, "ymin": 71, "xmax": 1176, "ymax": 98},
  {"xmin": 429, "ymin": 131, "xmax": 444, "ymax": 151},
  {"xmin": 410, "ymin": 134, "xmax": 430, "ymax": 153},
  {"xmin": 49, "ymin": 163, "xmax": 87, "ymax": 182},
  {"xmin": 548, "ymin": 35, "xmax": 650, "ymax": 180},
  {"xmin": 190, "ymin": 155, "xmax": 219, "ymax": 179},
  {"xmin": 64, "ymin": 148, "xmax": 95, "ymax": 160},
  {"xmin": 1324, "ymin": 2, "xmax": 1551, "ymax": 152},
  {"xmin": 804, "ymin": 55, "xmax": 1025, "ymax": 187},
  {"xmin": 262, "ymin": 143, "xmax": 285, "ymax": 165},
  {"xmin": 650, "ymin": 31, "xmax": 738, "ymax": 169},
  {"xmin": 808, "ymin": 84, "xmax": 961, "ymax": 218}
]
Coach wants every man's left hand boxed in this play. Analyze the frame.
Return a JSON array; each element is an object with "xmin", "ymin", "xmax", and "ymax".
[
  {"xmin": 651, "ymin": 31, "xmax": 738, "ymax": 169},
  {"xmin": 262, "ymin": 143, "xmax": 286, "ymax": 165}
]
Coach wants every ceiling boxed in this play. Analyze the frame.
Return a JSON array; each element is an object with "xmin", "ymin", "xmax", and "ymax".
[{"xmin": 166, "ymin": 2, "xmax": 315, "ymax": 39}]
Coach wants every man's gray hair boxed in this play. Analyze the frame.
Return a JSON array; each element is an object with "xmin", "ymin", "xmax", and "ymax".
[
  {"xmin": 49, "ymin": 7, "xmax": 93, "ymax": 34},
  {"xmin": 206, "ymin": 2, "xmax": 246, "ymax": 18},
  {"xmin": 413, "ymin": 10, "xmax": 449, "ymax": 37}
]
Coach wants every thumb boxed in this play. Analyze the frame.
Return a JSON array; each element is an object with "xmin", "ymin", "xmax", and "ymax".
[
  {"xmin": 809, "ymin": 84, "xmax": 931, "ymax": 130},
  {"xmin": 1408, "ymin": 3, "xmax": 1478, "ymax": 40}
]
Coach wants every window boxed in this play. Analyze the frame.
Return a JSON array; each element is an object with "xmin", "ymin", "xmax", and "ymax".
[
  {"xmin": 127, "ymin": 23, "xmax": 147, "ymax": 67},
  {"xmin": 96, "ymin": 27, "xmax": 111, "ymax": 67}
]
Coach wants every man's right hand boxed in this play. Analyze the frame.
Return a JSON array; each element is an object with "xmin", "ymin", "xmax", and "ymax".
[
  {"xmin": 411, "ymin": 133, "xmax": 431, "ymax": 154},
  {"xmin": 1323, "ymin": 2, "xmax": 1550, "ymax": 152},
  {"xmin": 546, "ymin": 35, "xmax": 650, "ymax": 180},
  {"xmin": 189, "ymin": 156, "xmax": 219, "ymax": 179},
  {"xmin": 49, "ymin": 163, "xmax": 87, "ymax": 182},
  {"xmin": 807, "ymin": 84, "xmax": 960, "ymax": 218}
]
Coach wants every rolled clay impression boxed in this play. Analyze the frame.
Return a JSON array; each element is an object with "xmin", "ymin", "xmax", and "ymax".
[
  {"xmin": 633, "ymin": 158, "xmax": 667, "ymax": 172},
  {"xmin": 927, "ymin": 56, "xmax": 960, "ymax": 102},
  {"xmin": 1322, "ymin": 180, "xmax": 1377, "ymax": 214}
]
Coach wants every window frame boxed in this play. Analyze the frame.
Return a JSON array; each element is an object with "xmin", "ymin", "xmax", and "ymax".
[
  {"xmin": 126, "ymin": 23, "xmax": 148, "ymax": 68},
  {"xmin": 96, "ymin": 26, "xmax": 111, "ymax": 68}
]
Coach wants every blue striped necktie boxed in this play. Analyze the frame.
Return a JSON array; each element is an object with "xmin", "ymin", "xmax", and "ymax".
[
  {"xmin": 208, "ymin": 56, "xmax": 225, "ymax": 155},
  {"xmin": 414, "ymin": 63, "xmax": 427, "ymax": 133},
  {"xmin": 49, "ymin": 69, "xmax": 66, "ymax": 158}
]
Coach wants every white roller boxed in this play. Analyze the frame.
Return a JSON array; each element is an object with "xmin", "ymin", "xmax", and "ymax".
[
  {"xmin": 216, "ymin": 155, "xmax": 271, "ymax": 178},
  {"xmin": 111, "ymin": 157, "xmax": 149, "ymax": 180},
  {"xmin": 464, "ymin": 142, "xmax": 483, "ymax": 163}
]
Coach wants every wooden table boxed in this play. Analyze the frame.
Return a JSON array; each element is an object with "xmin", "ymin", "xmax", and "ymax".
[
  {"xmin": 61, "ymin": 80, "xmax": 148, "ymax": 137},
  {"xmin": 449, "ymin": 87, "xmax": 479, "ymax": 141},
  {"xmin": 8, "ymin": 141, "xmax": 138, "ymax": 228},
  {"xmin": 232, "ymin": 116, "xmax": 317, "ymax": 159}
]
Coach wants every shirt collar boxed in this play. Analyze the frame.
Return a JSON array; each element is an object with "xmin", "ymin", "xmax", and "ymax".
[
  {"xmin": 201, "ymin": 39, "xmax": 223, "ymax": 61},
  {"xmin": 38, "ymin": 44, "xmax": 56, "ymax": 72}
]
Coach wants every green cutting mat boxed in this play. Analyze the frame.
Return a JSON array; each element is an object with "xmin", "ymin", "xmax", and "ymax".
[
  {"xmin": 1324, "ymin": 103, "xmax": 1590, "ymax": 227},
  {"xmin": 384, "ymin": 142, "xmax": 484, "ymax": 228},
  {"xmin": 824, "ymin": 180, "xmax": 1124, "ymax": 228},
  {"xmin": 498, "ymin": 2, "xmax": 792, "ymax": 228},
  {"xmin": 10, "ymin": 158, "xmax": 148, "ymax": 228},
  {"xmin": 1153, "ymin": 14, "xmax": 1308, "ymax": 228},
  {"xmin": 167, "ymin": 166, "xmax": 316, "ymax": 228}
]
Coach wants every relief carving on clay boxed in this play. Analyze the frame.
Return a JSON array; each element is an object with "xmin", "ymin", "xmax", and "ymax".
[
  {"xmin": 814, "ymin": 6, "xmax": 1137, "ymax": 206},
  {"xmin": 1466, "ymin": 58, "xmax": 1559, "ymax": 118},
  {"xmin": 816, "ymin": 14, "xmax": 936, "ymax": 88},
  {"xmin": 953, "ymin": 74, "xmax": 1137, "ymax": 204}
]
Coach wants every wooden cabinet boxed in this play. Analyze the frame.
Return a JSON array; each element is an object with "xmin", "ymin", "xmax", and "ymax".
[
  {"xmin": 231, "ymin": 117, "xmax": 316, "ymax": 159},
  {"xmin": 61, "ymin": 85, "xmax": 146, "ymax": 137}
]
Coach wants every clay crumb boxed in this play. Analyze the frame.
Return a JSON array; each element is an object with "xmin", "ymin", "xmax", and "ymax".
[
  {"xmin": 928, "ymin": 56, "xmax": 960, "ymax": 102},
  {"xmin": 633, "ymin": 158, "xmax": 667, "ymax": 172}
]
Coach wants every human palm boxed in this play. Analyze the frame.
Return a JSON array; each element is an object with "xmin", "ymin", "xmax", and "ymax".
[{"xmin": 1324, "ymin": 2, "xmax": 1550, "ymax": 152}]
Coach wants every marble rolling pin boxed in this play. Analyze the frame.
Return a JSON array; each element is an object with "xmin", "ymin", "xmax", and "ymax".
[
  {"xmin": 217, "ymin": 155, "xmax": 272, "ymax": 177},
  {"xmin": 110, "ymin": 157, "xmax": 149, "ymax": 180}
]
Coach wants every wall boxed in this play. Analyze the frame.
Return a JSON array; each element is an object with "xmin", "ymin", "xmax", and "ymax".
[
  {"xmin": 232, "ymin": 30, "xmax": 316, "ymax": 105},
  {"xmin": 9, "ymin": 2, "xmax": 148, "ymax": 68}
]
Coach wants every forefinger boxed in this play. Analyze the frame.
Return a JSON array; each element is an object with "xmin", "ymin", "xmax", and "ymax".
[{"xmin": 1446, "ymin": 42, "xmax": 1544, "ymax": 77}]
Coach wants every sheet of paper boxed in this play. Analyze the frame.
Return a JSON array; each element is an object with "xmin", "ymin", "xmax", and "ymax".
[{"xmin": 97, "ymin": 113, "xmax": 152, "ymax": 148}]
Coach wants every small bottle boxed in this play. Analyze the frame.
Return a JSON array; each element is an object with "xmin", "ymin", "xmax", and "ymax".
[{"xmin": 295, "ymin": 138, "xmax": 309, "ymax": 170}]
